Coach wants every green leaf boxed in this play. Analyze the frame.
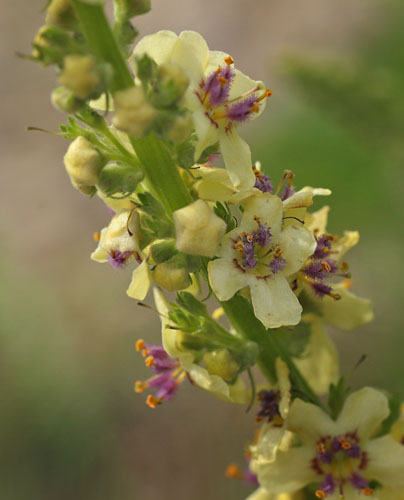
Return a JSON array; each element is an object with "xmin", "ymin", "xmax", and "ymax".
[
  {"xmin": 197, "ymin": 142, "xmax": 220, "ymax": 164},
  {"xmin": 214, "ymin": 202, "xmax": 236, "ymax": 232},
  {"xmin": 97, "ymin": 162, "xmax": 143, "ymax": 196},
  {"xmin": 176, "ymin": 292, "xmax": 208, "ymax": 316},
  {"xmin": 175, "ymin": 137, "xmax": 195, "ymax": 169},
  {"xmin": 274, "ymin": 322, "xmax": 312, "ymax": 358},
  {"xmin": 328, "ymin": 377, "xmax": 351, "ymax": 420}
]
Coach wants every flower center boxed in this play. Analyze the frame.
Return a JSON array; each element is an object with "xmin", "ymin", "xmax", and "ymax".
[
  {"xmin": 232, "ymin": 216, "xmax": 286, "ymax": 277},
  {"xmin": 196, "ymin": 57, "xmax": 271, "ymax": 129},
  {"xmin": 312, "ymin": 432, "xmax": 374, "ymax": 498},
  {"xmin": 255, "ymin": 389, "xmax": 283, "ymax": 425}
]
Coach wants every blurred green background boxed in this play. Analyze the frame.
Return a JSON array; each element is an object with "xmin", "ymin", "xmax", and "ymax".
[{"xmin": 1, "ymin": 1, "xmax": 403, "ymax": 499}]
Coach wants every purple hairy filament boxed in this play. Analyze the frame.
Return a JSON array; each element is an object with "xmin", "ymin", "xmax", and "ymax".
[
  {"xmin": 256, "ymin": 389, "xmax": 284, "ymax": 426},
  {"xmin": 253, "ymin": 164, "xmax": 274, "ymax": 194},
  {"xmin": 312, "ymin": 433, "xmax": 374, "ymax": 498},
  {"xmin": 196, "ymin": 56, "xmax": 272, "ymax": 129},
  {"xmin": 107, "ymin": 249, "xmax": 134, "ymax": 269},
  {"xmin": 135, "ymin": 339, "xmax": 186, "ymax": 408},
  {"xmin": 302, "ymin": 234, "xmax": 350, "ymax": 300},
  {"xmin": 232, "ymin": 216, "xmax": 286, "ymax": 277}
]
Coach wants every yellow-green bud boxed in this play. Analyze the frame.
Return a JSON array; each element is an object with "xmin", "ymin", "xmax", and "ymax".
[
  {"xmin": 112, "ymin": 87, "xmax": 157, "ymax": 138},
  {"xmin": 32, "ymin": 26, "xmax": 52, "ymax": 58},
  {"xmin": 59, "ymin": 55, "xmax": 100, "ymax": 99},
  {"xmin": 158, "ymin": 62, "xmax": 190, "ymax": 102},
  {"xmin": 64, "ymin": 136, "xmax": 102, "ymax": 190},
  {"xmin": 152, "ymin": 262, "xmax": 190, "ymax": 292},
  {"xmin": 166, "ymin": 113, "xmax": 193, "ymax": 143},
  {"xmin": 46, "ymin": 0, "xmax": 75, "ymax": 28},
  {"xmin": 203, "ymin": 349, "xmax": 240, "ymax": 382},
  {"xmin": 174, "ymin": 200, "xmax": 226, "ymax": 257},
  {"xmin": 51, "ymin": 87, "xmax": 83, "ymax": 114}
]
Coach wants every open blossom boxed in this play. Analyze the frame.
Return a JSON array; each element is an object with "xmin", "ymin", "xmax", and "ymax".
[
  {"xmin": 252, "ymin": 387, "xmax": 404, "ymax": 499},
  {"xmin": 152, "ymin": 288, "xmax": 249, "ymax": 404},
  {"xmin": 208, "ymin": 194, "xmax": 316, "ymax": 329},
  {"xmin": 300, "ymin": 206, "xmax": 373, "ymax": 330},
  {"xmin": 246, "ymin": 489, "xmax": 305, "ymax": 500},
  {"xmin": 131, "ymin": 30, "xmax": 271, "ymax": 189}
]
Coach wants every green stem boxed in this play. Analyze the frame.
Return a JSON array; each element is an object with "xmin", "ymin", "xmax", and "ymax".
[
  {"xmin": 221, "ymin": 293, "xmax": 323, "ymax": 408},
  {"xmin": 71, "ymin": 0, "xmax": 192, "ymax": 215}
]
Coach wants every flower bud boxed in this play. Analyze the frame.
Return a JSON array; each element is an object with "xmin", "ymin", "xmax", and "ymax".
[
  {"xmin": 64, "ymin": 136, "xmax": 102, "ymax": 190},
  {"xmin": 152, "ymin": 262, "xmax": 191, "ymax": 292},
  {"xmin": 114, "ymin": 0, "xmax": 151, "ymax": 19},
  {"xmin": 112, "ymin": 87, "xmax": 157, "ymax": 138},
  {"xmin": 166, "ymin": 113, "xmax": 193, "ymax": 143},
  {"xmin": 97, "ymin": 162, "xmax": 143, "ymax": 196},
  {"xmin": 103, "ymin": 209, "xmax": 139, "ymax": 254},
  {"xmin": 174, "ymin": 199, "xmax": 226, "ymax": 257},
  {"xmin": 51, "ymin": 86, "xmax": 83, "ymax": 114},
  {"xmin": 158, "ymin": 62, "xmax": 190, "ymax": 102},
  {"xmin": 59, "ymin": 55, "xmax": 100, "ymax": 99},
  {"xmin": 46, "ymin": 0, "xmax": 76, "ymax": 29},
  {"xmin": 151, "ymin": 239, "xmax": 177, "ymax": 264},
  {"xmin": 203, "ymin": 349, "xmax": 240, "ymax": 382}
]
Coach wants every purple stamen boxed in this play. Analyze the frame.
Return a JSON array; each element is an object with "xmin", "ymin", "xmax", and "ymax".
[
  {"xmin": 256, "ymin": 224, "xmax": 272, "ymax": 247},
  {"xmin": 107, "ymin": 250, "xmax": 133, "ymax": 269},
  {"xmin": 270, "ymin": 257, "xmax": 286, "ymax": 274},
  {"xmin": 313, "ymin": 235, "xmax": 332, "ymax": 259},
  {"xmin": 256, "ymin": 390, "xmax": 282, "ymax": 423},
  {"xmin": 312, "ymin": 282, "xmax": 333, "ymax": 298},
  {"xmin": 254, "ymin": 173, "xmax": 274, "ymax": 193},
  {"xmin": 203, "ymin": 65, "xmax": 235, "ymax": 107},
  {"xmin": 243, "ymin": 468, "xmax": 259, "ymax": 486},
  {"xmin": 350, "ymin": 473, "xmax": 369, "ymax": 491},
  {"xmin": 279, "ymin": 183, "xmax": 295, "ymax": 201},
  {"xmin": 319, "ymin": 474, "xmax": 336, "ymax": 494},
  {"xmin": 226, "ymin": 95, "xmax": 257, "ymax": 123}
]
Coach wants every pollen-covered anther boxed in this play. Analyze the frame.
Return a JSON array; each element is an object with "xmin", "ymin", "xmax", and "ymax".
[
  {"xmin": 331, "ymin": 292, "xmax": 342, "ymax": 301},
  {"xmin": 224, "ymin": 56, "xmax": 234, "ymax": 65},
  {"xmin": 145, "ymin": 355, "xmax": 155, "ymax": 367},
  {"xmin": 225, "ymin": 464, "xmax": 243, "ymax": 479},
  {"xmin": 362, "ymin": 488, "xmax": 374, "ymax": 496},
  {"xmin": 317, "ymin": 443, "xmax": 325, "ymax": 454},
  {"xmin": 339, "ymin": 437, "xmax": 352, "ymax": 450},
  {"xmin": 135, "ymin": 381, "xmax": 147, "ymax": 393},
  {"xmin": 315, "ymin": 490, "xmax": 327, "ymax": 499},
  {"xmin": 135, "ymin": 339, "xmax": 145, "ymax": 351},
  {"xmin": 146, "ymin": 395, "xmax": 162, "ymax": 409},
  {"xmin": 340, "ymin": 261, "xmax": 349, "ymax": 271},
  {"xmin": 321, "ymin": 261, "xmax": 332, "ymax": 272},
  {"xmin": 217, "ymin": 76, "xmax": 228, "ymax": 86},
  {"xmin": 93, "ymin": 232, "xmax": 101, "ymax": 242}
]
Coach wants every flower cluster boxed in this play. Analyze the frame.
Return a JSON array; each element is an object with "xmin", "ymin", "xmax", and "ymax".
[{"xmin": 30, "ymin": 2, "xmax": 401, "ymax": 499}]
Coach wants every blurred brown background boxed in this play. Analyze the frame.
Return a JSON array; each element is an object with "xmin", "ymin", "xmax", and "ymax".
[{"xmin": 2, "ymin": 1, "xmax": 404, "ymax": 499}]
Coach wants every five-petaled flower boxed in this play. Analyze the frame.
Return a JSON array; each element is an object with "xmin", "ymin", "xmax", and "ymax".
[
  {"xmin": 252, "ymin": 388, "xmax": 404, "ymax": 499},
  {"xmin": 131, "ymin": 30, "xmax": 271, "ymax": 190},
  {"xmin": 208, "ymin": 194, "xmax": 316, "ymax": 329}
]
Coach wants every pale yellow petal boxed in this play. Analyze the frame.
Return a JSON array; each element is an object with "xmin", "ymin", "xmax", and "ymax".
[
  {"xmin": 90, "ymin": 227, "xmax": 108, "ymax": 263},
  {"xmin": 277, "ymin": 225, "xmax": 316, "ymax": 275},
  {"xmin": 336, "ymin": 387, "xmax": 389, "ymax": 441},
  {"xmin": 218, "ymin": 129, "xmax": 255, "ymax": 190},
  {"xmin": 250, "ymin": 277, "xmax": 302, "ymax": 329},
  {"xmin": 288, "ymin": 398, "xmax": 337, "ymax": 442},
  {"xmin": 243, "ymin": 194, "xmax": 283, "ymax": 235},
  {"xmin": 126, "ymin": 261, "xmax": 151, "ymax": 300},
  {"xmin": 365, "ymin": 435, "xmax": 404, "ymax": 487},
  {"xmin": 208, "ymin": 259, "xmax": 249, "ymax": 301},
  {"xmin": 130, "ymin": 30, "xmax": 178, "ymax": 69}
]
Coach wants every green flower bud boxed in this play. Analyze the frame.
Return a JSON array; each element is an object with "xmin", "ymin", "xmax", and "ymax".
[
  {"xmin": 152, "ymin": 262, "xmax": 191, "ymax": 292},
  {"xmin": 203, "ymin": 349, "xmax": 240, "ymax": 382},
  {"xmin": 166, "ymin": 113, "xmax": 193, "ymax": 143},
  {"xmin": 51, "ymin": 86, "xmax": 83, "ymax": 114},
  {"xmin": 64, "ymin": 136, "xmax": 103, "ymax": 191},
  {"xmin": 46, "ymin": 0, "xmax": 76, "ymax": 29},
  {"xmin": 157, "ymin": 62, "xmax": 190, "ymax": 103},
  {"xmin": 151, "ymin": 239, "xmax": 177, "ymax": 265},
  {"xmin": 97, "ymin": 162, "xmax": 143, "ymax": 196},
  {"xmin": 112, "ymin": 87, "xmax": 157, "ymax": 138},
  {"xmin": 59, "ymin": 55, "xmax": 101, "ymax": 99}
]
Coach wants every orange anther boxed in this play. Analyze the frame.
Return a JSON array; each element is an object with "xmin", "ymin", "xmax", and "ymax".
[
  {"xmin": 340, "ymin": 261, "xmax": 349, "ymax": 271},
  {"xmin": 217, "ymin": 76, "xmax": 228, "ymax": 86},
  {"xmin": 224, "ymin": 56, "xmax": 234, "ymax": 65},
  {"xmin": 331, "ymin": 293, "xmax": 342, "ymax": 301},
  {"xmin": 342, "ymin": 279, "xmax": 353, "ymax": 289},
  {"xmin": 250, "ymin": 101, "xmax": 260, "ymax": 114},
  {"xmin": 321, "ymin": 261, "xmax": 332, "ymax": 272},
  {"xmin": 362, "ymin": 488, "xmax": 374, "ymax": 496},
  {"xmin": 93, "ymin": 232, "xmax": 101, "ymax": 242},
  {"xmin": 135, "ymin": 381, "xmax": 147, "ymax": 393},
  {"xmin": 146, "ymin": 395, "xmax": 161, "ymax": 408},
  {"xmin": 339, "ymin": 438, "xmax": 352, "ymax": 450},
  {"xmin": 141, "ymin": 349, "xmax": 150, "ymax": 357},
  {"xmin": 225, "ymin": 464, "xmax": 242, "ymax": 479},
  {"xmin": 145, "ymin": 356, "xmax": 155, "ymax": 367},
  {"xmin": 136, "ymin": 339, "xmax": 145, "ymax": 351},
  {"xmin": 315, "ymin": 491, "xmax": 327, "ymax": 499},
  {"xmin": 266, "ymin": 89, "xmax": 273, "ymax": 97},
  {"xmin": 317, "ymin": 443, "xmax": 325, "ymax": 454}
]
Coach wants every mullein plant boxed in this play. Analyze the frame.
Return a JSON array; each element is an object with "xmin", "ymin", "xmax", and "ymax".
[{"xmin": 29, "ymin": 1, "xmax": 404, "ymax": 498}]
